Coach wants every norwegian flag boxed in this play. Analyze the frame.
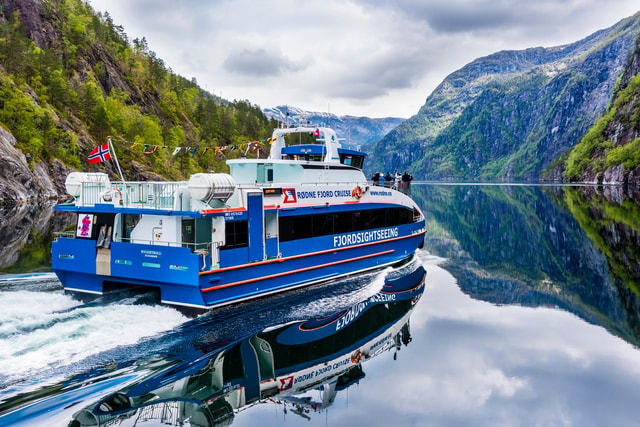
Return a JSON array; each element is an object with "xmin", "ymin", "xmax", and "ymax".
[{"xmin": 88, "ymin": 143, "xmax": 111, "ymax": 164}]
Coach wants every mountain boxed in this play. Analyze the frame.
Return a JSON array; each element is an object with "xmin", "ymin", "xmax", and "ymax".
[
  {"xmin": 564, "ymin": 32, "xmax": 640, "ymax": 185},
  {"xmin": 0, "ymin": 0, "xmax": 276, "ymax": 204},
  {"xmin": 370, "ymin": 13, "xmax": 640, "ymax": 182},
  {"xmin": 262, "ymin": 105, "xmax": 404, "ymax": 149}
]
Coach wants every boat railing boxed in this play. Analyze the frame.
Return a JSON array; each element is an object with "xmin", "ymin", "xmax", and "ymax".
[
  {"xmin": 53, "ymin": 231, "xmax": 212, "ymax": 253},
  {"xmin": 75, "ymin": 181, "xmax": 185, "ymax": 209}
]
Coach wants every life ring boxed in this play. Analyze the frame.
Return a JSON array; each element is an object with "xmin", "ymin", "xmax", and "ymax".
[
  {"xmin": 351, "ymin": 185, "xmax": 363, "ymax": 199},
  {"xmin": 113, "ymin": 188, "xmax": 123, "ymax": 205},
  {"xmin": 350, "ymin": 349, "xmax": 363, "ymax": 364}
]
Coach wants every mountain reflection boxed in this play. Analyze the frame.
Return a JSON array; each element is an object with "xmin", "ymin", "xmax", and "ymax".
[
  {"xmin": 63, "ymin": 266, "xmax": 426, "ymax": 426},
  {"xmin": 413, "ymin": 184, "xmax": 640, "ymax": 346}
]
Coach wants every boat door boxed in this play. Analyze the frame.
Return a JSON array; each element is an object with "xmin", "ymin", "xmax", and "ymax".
[
  {"xmin": 246, "ymin": 191, "xmax": 264, "ymax": 262},
  {"xmin": 94, "ymin": 213, "xmax": 115, "ymax": 276},
  {"xmin": 264, "ymin": 210, "xmax": 279, "ymax": 259}
]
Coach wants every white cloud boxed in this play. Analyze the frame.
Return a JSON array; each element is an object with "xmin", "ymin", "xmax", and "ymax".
[{"xmin": 88, "ymin": 0, "xmax": 640, "ymax": 117}]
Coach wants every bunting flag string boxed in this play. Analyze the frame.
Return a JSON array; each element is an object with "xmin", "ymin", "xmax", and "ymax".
[
  {"xmin": 125, "ymin": 142, "xmax": 265, "ymax": 157},
  {"xmin": 119, "ymin": 138, "xmax": 271, "ymax": 160}
]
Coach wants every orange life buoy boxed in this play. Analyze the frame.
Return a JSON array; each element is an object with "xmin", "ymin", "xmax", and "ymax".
[
  {"xmin": 113, "ymin": 188, "xmax": 123, "ymax": 205},
  {"xmin": 351, "ymin": 185, "xmax": 363, "ymax": 199}
]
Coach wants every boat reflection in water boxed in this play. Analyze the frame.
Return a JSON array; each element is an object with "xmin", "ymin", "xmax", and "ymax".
[{"xmin": 71, "ymin": 265, "xmax": 426, "ymax": 426}]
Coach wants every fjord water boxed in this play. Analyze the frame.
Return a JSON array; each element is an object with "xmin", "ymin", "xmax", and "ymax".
[{"xmin": 1, "ymin": 184, "xmax": 640, "ymax": 426}]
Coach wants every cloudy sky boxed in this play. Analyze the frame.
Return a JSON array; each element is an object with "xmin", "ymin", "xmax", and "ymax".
[{"xmin": 88, "ymin": 1, "xmax": 639, "ymax": 118}]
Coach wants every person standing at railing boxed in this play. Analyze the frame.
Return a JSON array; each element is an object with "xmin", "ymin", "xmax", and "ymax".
[{"xmin": 401, "ymin": 171, "xmax": 413, "ymax": 195}]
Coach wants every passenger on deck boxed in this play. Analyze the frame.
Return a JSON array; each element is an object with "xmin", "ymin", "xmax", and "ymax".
[
  {"xmin": 371, "ymin": 172, "xmax": 381, "ymax": 186},
  {"xmin": 384, "ymin": 171, "xmax": 393, "ymax": 187},
  {"xmin": 401, "ymin": 171, "xmax": 413, "ymax": 194}
]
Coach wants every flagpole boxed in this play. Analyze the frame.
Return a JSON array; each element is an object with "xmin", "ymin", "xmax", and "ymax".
[{"xmin": 107, "ymin": 136, "xmax": 126, "ymax": 183}]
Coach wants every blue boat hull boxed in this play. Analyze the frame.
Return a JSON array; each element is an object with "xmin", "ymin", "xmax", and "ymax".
[{"xmin": 52, "ymin": 223, "xmax": 425, "ymax": 309}]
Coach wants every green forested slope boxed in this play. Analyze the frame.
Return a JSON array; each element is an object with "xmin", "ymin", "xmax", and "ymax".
[
  {"xmin": 564, "ymin": 33, "xmax": 640, "ymax": 184},
  {"xmin": 0, "ymin": 0, "xmax": 276, "ymax": 183}
]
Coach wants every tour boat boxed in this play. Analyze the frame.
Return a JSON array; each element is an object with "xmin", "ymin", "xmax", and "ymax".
[{"xmin": 52, "ymin": 125, "xmax": 426, "ymax": 309}]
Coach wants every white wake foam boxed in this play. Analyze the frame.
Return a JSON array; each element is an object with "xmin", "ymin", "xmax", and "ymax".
[
  {"xmin": 0, "ymin": 291, "xmax": 186, "ymax": 385},
  {"xmin": 289, "ymin": 267, "xmax": 393, "ymax": 318}
]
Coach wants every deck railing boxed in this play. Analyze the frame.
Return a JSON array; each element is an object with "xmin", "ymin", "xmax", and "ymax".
[{"xmin": 75, "ymin": 181, "xmax": 185, "ymax": 209}]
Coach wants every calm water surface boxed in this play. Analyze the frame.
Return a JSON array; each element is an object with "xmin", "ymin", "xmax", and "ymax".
[{"xmin": 1, "ymin": 184, "xmax": 640, "ymax": 426}]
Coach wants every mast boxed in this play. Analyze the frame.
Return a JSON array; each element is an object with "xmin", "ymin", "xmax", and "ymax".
[{"xmin": 107, "ymin": 136, "xmax": 126, "ymax": 183}]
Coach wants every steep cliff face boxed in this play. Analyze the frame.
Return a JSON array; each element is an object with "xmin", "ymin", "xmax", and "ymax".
[
  {"xmin": 370, "ymin": 13, "xmax": 640, "ymax": 181},
  {"xmin": 0, "ymin": 0, "xmax": 150, "ymax": 204},
  {"xmin": 0, "ymin": 126, "xmax": 66, "ymax": 203},
  {"xmin": 563, "ymin": 32, "xmax": 640, "ymax": 185}
]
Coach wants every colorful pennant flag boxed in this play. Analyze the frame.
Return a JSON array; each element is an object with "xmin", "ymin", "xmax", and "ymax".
[{"xmin": 142, "ymin": 145, "xmax": 158, "ymax": 155}]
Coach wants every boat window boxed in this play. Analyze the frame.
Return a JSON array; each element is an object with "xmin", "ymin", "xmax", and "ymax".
[
  {"xmin": 257, "ymin": 164, "xmax": 274, "ymax": 183},
  {"xmin": 279, "ymin": 207, "xmax": 415, "ymax": 242},
  {"xmin": 222, "ymin": 220, "xmax": 248, "ymax": 248},
  {"xmin": 122, "ymin": 214, "xmax": 141, "ymax": 240},
  {"xmin": 339, "ymin": 154, "xmax": 364, "ymax": 169},
  {"xmin": 279, "ymin": 216, "xmax": 313, "ymax": 241},
  {"xmin": 284, "ymin": 154, "xmax": 324, "ymax": 162}
]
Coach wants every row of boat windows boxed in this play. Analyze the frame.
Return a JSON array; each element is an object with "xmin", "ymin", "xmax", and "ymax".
[
  {"xmin": 278, "ymin": 153, "xmax": 364, "ymax": 169},
  {"xmin": 97, "ymin": 207, "xmax": 414, "ymax": 249},
  {"xmin": 223, "ymin": 207, "xmax": 415, "ymax": 248}
]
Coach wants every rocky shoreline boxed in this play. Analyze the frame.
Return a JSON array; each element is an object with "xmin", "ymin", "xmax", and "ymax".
[{"xmin": 0, "ymin": 127, "xmax": 72, "ymax": 206}]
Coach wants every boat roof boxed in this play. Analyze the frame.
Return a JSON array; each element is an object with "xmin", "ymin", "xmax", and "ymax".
[{"xmin": 268, "ymin": 126, "xmax": 365, "ymax": 164}]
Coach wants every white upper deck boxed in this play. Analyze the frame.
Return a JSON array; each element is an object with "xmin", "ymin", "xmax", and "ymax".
[
  {"xmin": 268, "ymin": 126, "xmax": 342, "ymax": 163},
  {"xmin": 227, "ymin": 126, "xmax": 367, "ymax": 185}
]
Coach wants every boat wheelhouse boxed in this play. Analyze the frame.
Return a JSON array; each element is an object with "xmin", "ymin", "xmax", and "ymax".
[{"xmin": 52, "ymin": 126, "xmax": 426, "ymax": 309}]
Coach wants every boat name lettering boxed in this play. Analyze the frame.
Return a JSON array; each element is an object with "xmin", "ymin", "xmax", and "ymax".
[
  {"xmin": 315, "ymin": 365, "xmax": 332, "ymax": 376},
  {"xmin": 224, "ymin": 211, "xmax": 244, "ymax": 218},
  {"xmin": 370, "ymin": 332, "xmax": 393, "ymax": 352},
  {"xmin": 294, "ymin": 372, "xmax": 315, "ymax": 384},
  {"xmin": 370, "ymin": 190, "xmax": 392, "ymax": 196},
  {"xmin": 336, "ymin": 301, "xmax": 368, "ymax": 331},
  {"xmin": 333, "ymin": 227, "xmax": 399, "ymax": 247},
  {"xmin": 298, "ymin": 191, "xmax": 317, "ymax": 199},
  {"xmin": 283, "ymin": 188, "xmax": 354, "ymax": 203},
  {"xmin": 222, "ymin": 382, "xmax": 240, "ymax": 394},
  {"xmin": 141, "ymin": 250, "xmax": 162, "ymax": 258},
  {"xmin": 332, "ymin": 357, "xmax": 351, "ymax": 369},
  {"xmin": 369, "ymin": 293, "xmax": 397, "ymax": 303}
]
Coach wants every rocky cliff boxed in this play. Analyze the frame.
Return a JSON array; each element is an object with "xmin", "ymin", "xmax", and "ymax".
[
  {"xmin": 563, "ymin": 32, "xmax": 640, "ymax": 185},
  {"xmin": 0, "ymin": 0, "xmax": 158, "ymax": 204},
  {"xmin": 0, "ymin": 126, "xmax": 68, "ymax": 204},
  {"xmin": 370, "ymin": 13, "xmax": 640, "ymax": 182}
]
